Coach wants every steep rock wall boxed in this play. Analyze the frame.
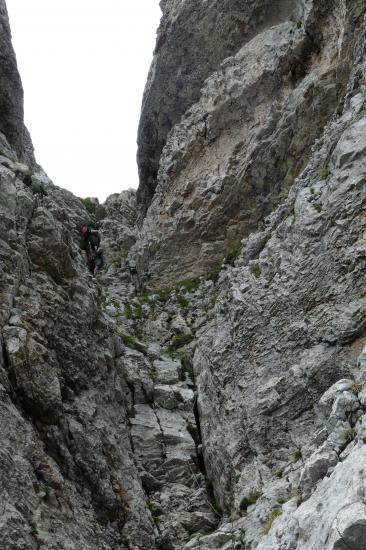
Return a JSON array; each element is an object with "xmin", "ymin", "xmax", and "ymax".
[
  {"xmin": 4, "ymin": 0, "xmax": 366, "ymax": 549},
  {"xmin": 134, "ymin": 0, "xmax": 365, "ymax": 288},
  {"xmin": 137, "ymin": 0, "xmax": 303, "ymax": 210},
  {"xmin": 0, "ymin": 0, "xmax": 34, "ymax": 164}
]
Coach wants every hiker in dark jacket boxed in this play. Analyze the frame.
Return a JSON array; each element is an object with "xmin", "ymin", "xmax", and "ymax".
[{"xmin": 80, "ymin": 225, "xmax": 102, "ymax": 273}]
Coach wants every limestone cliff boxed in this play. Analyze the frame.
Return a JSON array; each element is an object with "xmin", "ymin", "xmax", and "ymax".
[
  {"xmin": 0, "ymin": 0, "xmax": 34, "ymax": 165},
  {"xmin": 3, "ymin": 0, "xmax": 366, "ymax": 549}
]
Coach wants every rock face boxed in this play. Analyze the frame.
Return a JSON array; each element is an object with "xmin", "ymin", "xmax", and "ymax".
[
  {"xmin": 135, "ymin": 0, "xmax": 364, "ymax": 286},
  {"xmin": 3, "ymin": 0, "xmax": 366, "ymax": 549},
  {"xmin": 0, "ymin": 0, "xmax": 34, "ymax": 165},
  {"xmin": 137, "ymin": 0, "xmax": 303, "ymax": 209}
]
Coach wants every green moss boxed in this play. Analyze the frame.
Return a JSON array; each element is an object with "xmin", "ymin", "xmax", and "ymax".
[
  {"xmin": 224, "ymin": 238, "xmax": 242, "ymax": 266},
  {"xmin": 168, "ymin": 334, "xmax": 194, "ymax": 353},
  {"xmin": 239, "ymin": 491, "xmax": 262, "ymax": 512},
  {"xmin": 79, "ymin": 197, "xmax": 96, "ymax": 214},
  {"xmin": 250, "ymin": 263, "xmax": 261, "ymax": 278}
]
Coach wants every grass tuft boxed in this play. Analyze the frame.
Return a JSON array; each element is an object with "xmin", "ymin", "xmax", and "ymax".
[
  {"xmin": 224, "ymin": 238, "xmax": 242, "ymax": 266},
  {"xmin": 168, "ymin": 334, "xmax": 194, "ymax": 353},
  {"xmin": 239, "ymin": 491, "xmax": 262, "ymax": 513},
  {"xmin": 293, "ymin": 448, "xmax": 302, "ymax": 462},
  {"xmin": 263, "ymin": 508, "xmax": 282, "ymax": 533},
  {"xmin": 250, "ymin": 263, "xmax": 261, "ymax": 278},
  {"xmin": 321, "ymin": 162, "xmax": 330, "ymax": 180}
]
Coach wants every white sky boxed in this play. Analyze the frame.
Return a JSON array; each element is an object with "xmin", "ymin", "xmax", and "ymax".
[{"xmin": 7, "ymin": 0, "xmax": 162, "ymax": 202}]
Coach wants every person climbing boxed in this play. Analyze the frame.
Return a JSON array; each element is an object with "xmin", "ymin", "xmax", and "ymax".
[
  {"xmin": 80, "ymin": 224, "xmax": 103, "ymax": 274},
  {"xmin": 94, "ymin": 248, "xmax": 104, "ymax": 273}
]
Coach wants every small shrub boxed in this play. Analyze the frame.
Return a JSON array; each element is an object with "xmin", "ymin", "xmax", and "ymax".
[
  {"xmin": 212, "ymin": 501, "xmax": 223, "ymax": 519},
  {"xmin": 79, "ymin": 197, "xmax": 96, "ymax": 214},
  {"xmin": 250, "ymin": 263, "xmax": 261, "ymax": 278},
  {"xmin": 149, "ymin": 363, "xmax": 158, "ymax": 382},
  {"xmin": 176, "ymin": 293, "xmax": 189, "ymax": 308},
  {"xmin": 349, "ymin": 379, "xmax": 363, "ymax": 393},
  {"xmin": 263, "ymin": 508, "xmax": 282, "ymax": 533},
  {"xmin": 276, "ymin": 204, "xmax": 295, "ymax": 227},
  {"xmin": 275, "ymin": 470, "xmax": 283, "ymax": 479},
  {"xmin": 225, "ymin": 238, "xmax": 242, "ymax": 266},
  {"xmin": 133, "ymin": 302, "xmax": 143, "ymax": 320},
  {"xmin": 121, "ymin": 334, "xmax": 145, "ymax": 354},
  {"xmin": 168, "ymin": 334, "xmax": 194, "ymax": 353},
  {"xmin": 156, "ymin": 537, "xmax": 174, "ymax": 550},
  {"xmin": 336, "ymin": 102, "xmax": 344, "ymax": 116},
  {"xmin": 297, "ymin": 20, "xmax": 302, "ymax": 28},
  {"xmin": 310, "ymin": 187, "xmax": 315, "ymax": 195},
  {"xmin": 156, "ymin": 287, "xmax": 172, "ymax": 302},
  {"xmin": 321, "ymin": 163, "xmax": 330, "ymax": 180},
  {"xmin": 362, "ymin": 437, "xmax": 366, "ymax": 445},
  {"xmin": 290, "ymin": 489, "xmax": 303, "ymax": 504},
  {"xmin": 313, "ymin": 202, "xmax": 322, "ymax": 213},
  {"xmin": 179, "ymin": 353, "xmax": 194, "ymax": 381},
  {"xmin": 124, "ymin": 303, "xmax": 133, "ymax": 320},
  {"xmin": 205, "ymin": 264, "xmax": 222, "ymax": 283},
  {"xmin": 147, "ymin": 500, "xmax": 163, "ymax": 527},
  {"xmin": 175, "ymin": 278, "xmax": 200, "ymax": 293},
  {"xmin": 239, "ymin": 491, "xmax": 262, "ymax": 513},
  {"xmin": 127, "ymin": 407, "xmax": 136, "ymax": 419},
  {"xmin": 343, "ymin": 427, "xmax": 356, "ymax": 440},
  {"xmin": 293, "ymin": 448, "xmax": 302, "ymax": 462}
]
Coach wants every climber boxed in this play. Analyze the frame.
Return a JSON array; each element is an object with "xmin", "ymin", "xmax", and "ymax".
[
  {"xmin": 80, "ymin": 224, "xmax": 102, "ymax": 273},
  {"xmin": 94, "ymin": 248, "xmax": 104, "ymax": 273}
]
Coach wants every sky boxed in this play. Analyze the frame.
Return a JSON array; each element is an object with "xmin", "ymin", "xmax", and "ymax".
[{"xmin": 7, "ymin": 0, "xmax": 162, "ymax": 202}]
